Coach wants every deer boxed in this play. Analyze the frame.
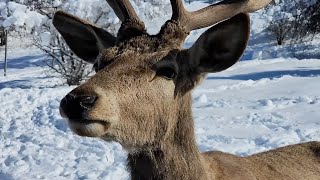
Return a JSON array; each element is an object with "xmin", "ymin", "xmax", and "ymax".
[{"xmin": 55, "ymin": 0, "xmax": 320, "ymax": 179}]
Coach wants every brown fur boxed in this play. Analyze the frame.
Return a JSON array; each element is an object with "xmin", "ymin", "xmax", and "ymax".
[
  {"xmin": 56, "ymin": 1, "xmax": 320, "ymax": 179},
  {"xmin": 68, "ymin": 59, "xmax": 320, "ymax": 179}
]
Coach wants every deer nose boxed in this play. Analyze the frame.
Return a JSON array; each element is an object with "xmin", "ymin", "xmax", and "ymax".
[{"xmin": 60, "ymin": 93, "xmax": 98, "ymax": 119}]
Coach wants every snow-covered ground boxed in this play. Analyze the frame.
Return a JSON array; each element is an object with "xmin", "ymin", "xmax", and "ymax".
[{"xmin": 0, "ymin": 1, "xmax": 320, "ymax": 180}]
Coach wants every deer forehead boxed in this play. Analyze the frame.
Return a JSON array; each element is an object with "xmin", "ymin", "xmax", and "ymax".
[
  {"xmin": 87, "ymin": 50, "xmax": 174, "ymax": 87},
  {"xmin": 98, "ymin": 45, "xmax": 174, "ymax": 70}
]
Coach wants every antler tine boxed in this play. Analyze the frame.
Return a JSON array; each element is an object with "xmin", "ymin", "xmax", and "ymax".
[
  {"xmin": 106, "ymin": 0, "xmax": 145, "ymax": 32},
  {"xmin": 106, "ymin": 0, "xmax": 139, "ymax": 22},
  {"xmin": 170, "ymin": 0, "xmax": 187, "ymax": 22},
  {"xmin": 170, "ymin": 0, "xmax": 272, "ymax": 32}
]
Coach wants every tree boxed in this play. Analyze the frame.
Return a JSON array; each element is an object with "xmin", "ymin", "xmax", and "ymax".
[
  {"xmin": 306, "ymin": 0, "xmax": 320, "ymax": 34},
  {"xmin": 34, "ymin": 32, "xmax": 92, "ymax": 86},
  {"xmin": 32, "ymin": 0, "xmax": 93, "ymax": 86},
  {"xmin": 264, "ymin": 0, "xmax": 320, "ymax": 46}
]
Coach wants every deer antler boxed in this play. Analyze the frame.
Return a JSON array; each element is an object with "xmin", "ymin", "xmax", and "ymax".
[
  {"xmin": 170, "ymin": 0, "xmax": 272, "ymax": 31},
  {"xmin": 105, "ymin": 0, "xmax": 145, "ymax": 39}
]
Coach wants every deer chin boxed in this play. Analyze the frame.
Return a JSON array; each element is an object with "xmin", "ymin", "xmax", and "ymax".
[{"xmin": 67, "ymin": 119, "xmax": 110, "ymax": 137}]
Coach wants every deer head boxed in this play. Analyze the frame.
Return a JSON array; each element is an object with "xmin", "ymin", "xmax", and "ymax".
[{"xmin": 57, "ymin": 0, "xmax": 271, "ymax": 150}]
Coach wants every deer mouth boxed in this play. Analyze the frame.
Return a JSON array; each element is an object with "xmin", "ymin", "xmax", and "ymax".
[
  {"xmin": 69, "ymin": 118, "xmax": 108, "ymax": 124},
  {"xmin": 67, "ymin": 118, "xmax": 111, "ymax": 137}
]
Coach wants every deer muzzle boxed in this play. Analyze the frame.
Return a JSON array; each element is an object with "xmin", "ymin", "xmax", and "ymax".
[{"xmin": 59, "ymin": 87, "xmax": 119, "ymax": 137}]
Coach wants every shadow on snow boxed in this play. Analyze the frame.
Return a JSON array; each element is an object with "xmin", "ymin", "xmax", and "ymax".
[
  {"xmin": 0, "ymin": 54, "xmax": 45, "ymax": 70},
  {"xmin": 0, "ymin": 77, "xmax": 57, "ymax": 89},
  {"xmin": 207, "ymin": 69, "xmax": 320, "ymax": 81}
]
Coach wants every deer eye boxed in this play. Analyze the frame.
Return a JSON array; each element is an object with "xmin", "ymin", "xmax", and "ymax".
[
  {"xmin": 156, "ymin": 66, "xmax": 177, "ymax": 80},
  {"xmin": 152, "ymin": 58, "xmax": 179, "ymax": 80}
]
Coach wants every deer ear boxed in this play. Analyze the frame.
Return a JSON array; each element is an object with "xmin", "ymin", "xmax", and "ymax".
[
  {"xmin": 175, "ymin": 13, "xmax": 250, "ymax": 95},
  {"xmin": 53, "ymin": 11, "xmax": 116, "ymax": 63}
]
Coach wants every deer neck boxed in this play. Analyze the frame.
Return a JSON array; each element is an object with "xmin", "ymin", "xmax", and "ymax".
[{"xmin": 127, "ymin": 93, "xmax": 212, "ymax": 180}]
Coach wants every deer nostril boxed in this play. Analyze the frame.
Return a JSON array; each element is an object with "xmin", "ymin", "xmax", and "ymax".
[
  {"xmin": 60, "ymin": 93, "xmax": 97, "ymax": 119},
  {"xmin": 66, "ymin": 93, "xmax": 76, "ymax": 101},
  {"xmin": 79, "ymin": 95, "xmax": 98, "ymax": 109},
  {"xmin": 60, "ymin": 94, "xmax": 75, "ymax": 109}
]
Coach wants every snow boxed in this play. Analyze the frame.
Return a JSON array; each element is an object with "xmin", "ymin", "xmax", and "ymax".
[
  {"xmin": 0, "ymin": 48, "xmax": 129, "ymax": 180},
  {"xmin": 1, "ymin": 2, "xmax": 47, "ymax": 32},
  {"xmin": 193, "ymin": 59, "xmax": 320, "ymax": 154},
  {"xmin": 0, "ymin": 1, "xmax": 320, "ymax": 180},
  {"xmin": 40, "ymin": 32, "xmax": 51, "ymax": 46}
]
